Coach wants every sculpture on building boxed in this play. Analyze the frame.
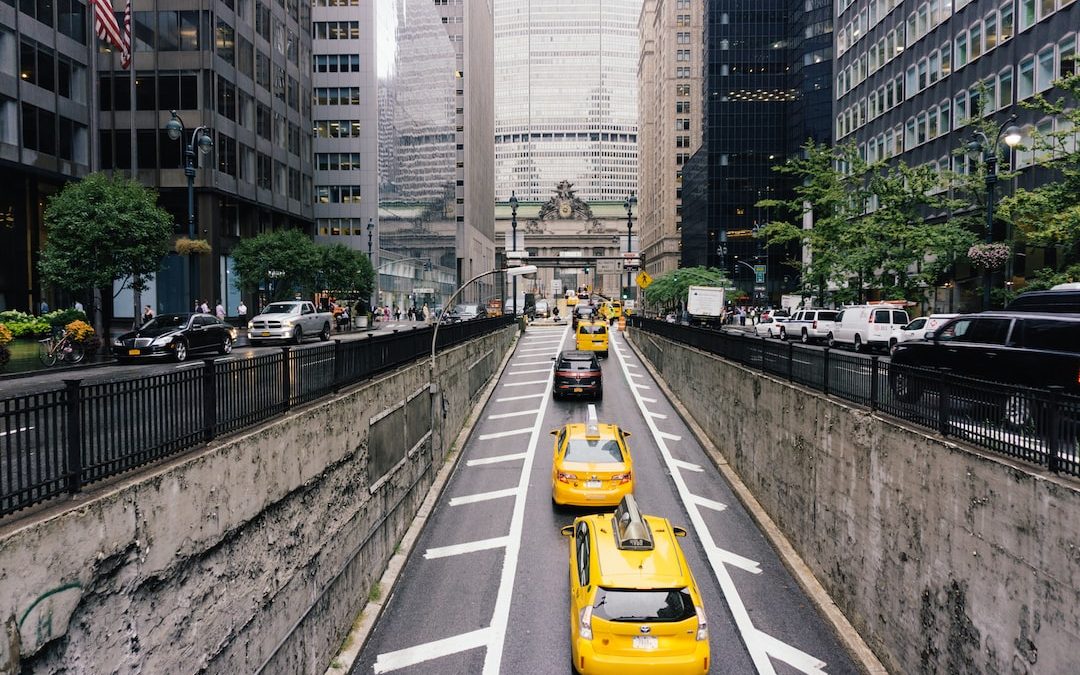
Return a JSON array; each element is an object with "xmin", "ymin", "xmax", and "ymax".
[{"xmin": 538, "ymin": 181, "xmax": 595, "ymax": 221}]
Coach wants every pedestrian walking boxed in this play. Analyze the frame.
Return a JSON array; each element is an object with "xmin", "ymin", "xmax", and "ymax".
[
  {"xmin": 39, "ymin": 299, "xmax": 49, "ymax": 315},
  {"xmin": 237, "ymin": 301, "xmax": 247, "ymax": 322},
  {"xmin": 422, "ymin": 303, "xmax": 431, "ymax": 324},
  {"xmin": 215, "ymin": 301, "xmax": 225, "ymax": 321},
  {"xmin": 142, "ymin": 305, "xmax": 154, "ymax": 324},
  {"xmin": 394, "ymin": 307, "xmax": 401, "ymax": 321},
  {"xmin": 199, "ymin": 300, "xmax": 209, "ymax": 314}
]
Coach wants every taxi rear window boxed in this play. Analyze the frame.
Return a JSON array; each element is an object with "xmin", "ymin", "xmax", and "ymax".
[
  {"xmin": 564, "ymin": 439, "xmax": 623, "ymax": 463},
  {"xmin": 592, "ymin": 588, "xmax": 695, "ymax": 622},
  {"xmin": 580, "ymin": 324, "xmax": 607, "ymax": 334}
]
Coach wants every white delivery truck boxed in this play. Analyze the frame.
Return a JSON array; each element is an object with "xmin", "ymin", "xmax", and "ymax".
[{"xmin": 686, "ymin": 286, "xmax": 726, "ymax": 326}]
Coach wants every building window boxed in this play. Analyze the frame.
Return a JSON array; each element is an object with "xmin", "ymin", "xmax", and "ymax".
[
  {"xmin": 955, "ymin": 33, "xmax": 968, "ymax": 68},
  {"xmin": 1060, "ymin": 35, "xmax": 1077, "ymax": 77},
  {"xmin": 1018, "ymin": 55, "xmax": 1035, "ymax": 98},
  {"xmin": 1019, "ymin": 0, "xmax": 1036, "ymax": 30},
  {"xmin": 1000, "ymin": 3, "xmax": 1014, "ymax": 42},
  {"xmin": 1037, "ymin": 48, "xmax": 1055, "ymax": 91}
]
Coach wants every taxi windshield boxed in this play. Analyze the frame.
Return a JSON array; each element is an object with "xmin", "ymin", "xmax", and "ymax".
[
  {"xmin": 564, "ymin": 439, "xmax": 623, "ymax": 463},
  {"xmin": 593, "ymin": 588, "xmax": 695, "ymax": 623}
]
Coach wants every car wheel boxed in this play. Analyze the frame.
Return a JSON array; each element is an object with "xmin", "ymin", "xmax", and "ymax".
[
  {"xmin": 1003, "ymin": 394, "xmax": 1036, "ymax": 430},
  {"xmin": 220, "ymin": 337, "xmax": 233, "ymax": 355},
  {"xmin": 779, "ymin": 327, "xmax": 787, "ymax": 341},
  {"xmin": 801, "ymin": 329, "xmax": 810, "ymax": 344},
  {"xmin": 174, "ymin": 340, "xmax": 188, "ymax": 362},
  {"xmin": 853, "ymin": 334, "xmax": 864, "ymax": 352},
  {"xmin": 827, "ymin": 332, "xmax": 836, "ymax": 348},
  {"xmin": 320, "ymin": 323, "xmax": 331, "ymax": 341},
  {"xmin": 767, "ymin": 329, "xmax": 774, "ymax": 338},
  {"xmin": 890, "ymin": 369, "xmax": 921, "ymax": 403},
  {"xmin": 889, "ymin": 338, "xmax": 898, "ymax": 350},
  {"xmin": 292, "ymin": 327, "xmax": 303, "ymax": 345}
]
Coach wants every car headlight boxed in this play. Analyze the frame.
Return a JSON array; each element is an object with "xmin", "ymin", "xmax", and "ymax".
[
  {"xmin": 151, "ymin": 335, "xmax": 175, "ymax": 346},
  {"xmin": 112, "ymin": 338, "xmax": 123, "ymax": 347},
  {"xmin": 281, "ymin": 319, "xmax": 294, "ymax": 327},
  {"xmin": 247, "ymin": 321, "xmax": 254, "ymax": 330}
]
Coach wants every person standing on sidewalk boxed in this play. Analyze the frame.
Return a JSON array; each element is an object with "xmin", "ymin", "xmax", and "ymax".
[
  {"xmin": 422, "ymin": 303, "xmax": 431, "ymax": 324},
  {"xmin": 237, "ymin": 301, "xmax": 247, "ymax": 324},
  {"xmin": 215, "ymin": 301, "xmax": 226, "ymax": 321}
]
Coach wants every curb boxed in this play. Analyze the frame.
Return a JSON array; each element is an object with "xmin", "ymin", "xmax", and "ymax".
[
  {"xmin": 325, "ymin": 327, "xmax": 522, "ymax": 675},
  {"xmin": 622, "ymin": 329, "xmax": 888, "ymax": 675}
]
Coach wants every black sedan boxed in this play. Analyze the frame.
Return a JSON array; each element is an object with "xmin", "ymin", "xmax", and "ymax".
[{"xmin": 113, "ymin": 313, "xmax": 236, "ymax": 362}]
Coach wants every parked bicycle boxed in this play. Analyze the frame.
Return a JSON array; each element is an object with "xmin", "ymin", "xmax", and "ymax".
[{"xmin": 38, "ymin": 330, "xmax": 85, "ymax": 367}]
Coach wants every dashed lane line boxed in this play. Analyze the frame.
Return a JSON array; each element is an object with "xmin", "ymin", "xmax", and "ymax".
[
  {"xmin": 487, "ymin": 410, "xmax": 540, "ymax": 420},
  {"xmin": 502, "ymin": 379, "xmax": 549, "ymax": 388},
  {"xmin": 372, "ymin": 627, "xmax": 493, "ymax": 674},
  {"xmin": 449, "ymin": 488, "xmax": 520, "ymax": 506},
  {"xmin": 478, "ymin": 427, "xmax": 534, "ymax": 441},
  {"xmin": 513, "ymin": 360, "xmax": 555, "ymax": 366},
  {"xmin": 508, "ymin": 368, "xmax": 552, "ymax": 375},
  {"xmin": 496, "ymin": 393, "xmax": 545, "ymax": 402},
  {"xmin": 424, "ymin": 536, "xmax": 510, "ymax": 560},
  {"xmin": 466, "ymin": 452, "xmax": 528, "ymax": 467}
]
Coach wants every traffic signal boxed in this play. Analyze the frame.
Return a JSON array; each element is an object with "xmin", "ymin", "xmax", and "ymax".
[{"xmin": 583, "ymin": 267, "xmax": 590, "ymax": 274}]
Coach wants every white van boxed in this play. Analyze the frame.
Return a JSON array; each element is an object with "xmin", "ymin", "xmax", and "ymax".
[{"xmin": 829, "ymin": 305, "xmax": 910, "ymax": 352}]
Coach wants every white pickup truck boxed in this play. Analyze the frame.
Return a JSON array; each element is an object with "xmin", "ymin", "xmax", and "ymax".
[{"xmin": 247, "ymin": 301, "xmax": 333, "ymax": 344}]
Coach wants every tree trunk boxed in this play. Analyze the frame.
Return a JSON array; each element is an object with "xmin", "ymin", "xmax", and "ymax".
[
  {"xmin": 93, "ymin": 287, "xmax": 105, "ymax": 339},
  {"xmin": 132, "ymin": 277, "xmax": 142, "ymax": 330}
]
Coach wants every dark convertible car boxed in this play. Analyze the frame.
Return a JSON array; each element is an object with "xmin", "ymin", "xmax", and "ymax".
[{"xmin": 113, "ymin": 313, "xmax": 236, "ymax": 362}]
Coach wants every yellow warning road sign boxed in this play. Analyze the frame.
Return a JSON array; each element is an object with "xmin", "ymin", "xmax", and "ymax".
[{"xmin": 636, "ymin": 271, "xmax": 654, "ymax": 289}]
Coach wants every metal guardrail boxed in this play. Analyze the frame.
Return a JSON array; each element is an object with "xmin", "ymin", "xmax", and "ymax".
[
  {"xmin": 629, "ymin": 316, "xmax": 1080, "ymax": 478},
  {"xmin": 0, "ymin": 316, "xmax": 514, "ymax": 517}
]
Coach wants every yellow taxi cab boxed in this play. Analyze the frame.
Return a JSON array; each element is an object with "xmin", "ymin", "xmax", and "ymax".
[
  {"xmin": 605, "ymin": 301, "xmax": 623, "ymax": 320},
  {"xmin": 576, "ymin": 319, "xmax": 609, "ymax": 358},
  {"xmin": 561, "ymin": 495, "xmax": 710, "ymax": 675},
  {"xmin": 551, "ymin": 405, "xmax": 633, "ymax": 508},
  {"xmin": 567, "ymin": 292, "xmax": 580, "ymax": 307}
]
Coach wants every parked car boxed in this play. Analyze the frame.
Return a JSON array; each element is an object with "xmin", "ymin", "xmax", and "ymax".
[
  {"xmin": 754, "ymin": 315, "xmax": 788, "ymax": 338},
  {"xmin": 1006, "ymin": 287, "xmax": 1080, "ymax": 313},
  {"xmin": 456, "ymin": 304, "xmax": 487, "ymax": 321},
  {"xmin": 889, "ymin": 313, "xmax": 958, "ymax": 348},
  {"xmin": 830, "ymin": 305, "xmax": 910, "ymax": 352},
  {"xmin": 781, "ymin": 309, "xmax": 839, "ymax": 343},
  {"xmin": 248, "ymin": 301, "xmax": 333, "ymax": 344},
  {"xmin": 889, "ymin": 312, "xmax": 1080, "ymax": 432},
  {"xmin": 552, "ymin": 350, "xmax": 603, "ymax": 400},
  {"xmin": 114, "ymin": 313, "xmax": 236, "ymax": 362}
]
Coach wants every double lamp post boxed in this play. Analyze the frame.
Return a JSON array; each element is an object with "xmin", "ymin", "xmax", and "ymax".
[
  {"xmin": 967, "ymin": 115, "xmax": 1022, "ymax": 310},
  {"xmin": 164, "ymin": 110, "xmax": 213, "ymax": 309}
]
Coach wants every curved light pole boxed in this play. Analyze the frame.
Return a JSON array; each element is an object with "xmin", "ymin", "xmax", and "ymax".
[
  {"xmin": 967, "ymin": 114, "xmax": 1022, "ymax": 310},
  {"xmin": 164, "ymin": 110, "xmax": 213, "ymax": 308},
  {"xmin": 624, "ymin": 193, "xmax": 637, "ymax": 301}
]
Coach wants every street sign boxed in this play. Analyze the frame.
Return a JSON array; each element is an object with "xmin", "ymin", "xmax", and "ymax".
[
  {"xmin": 552, "ymin": 279, "xmax": 563, "ymax": 296},
  {"xmin": 597, "ymin": 260, "xmax": 619, "ymax": 275},
  {"xmin": 636, "ymin": 271, "xmax": 654, "ymax": 289},
  {"xmin": 413, "ymin": 287, "xmax": 435, "ymax": 294},
  {"xmin": 506, "ymin": 250, "xmax": 529, "ymax": 258},
  {"xmin": 754, "ymin": 264, "xmax": 766, "ymax": 284}
]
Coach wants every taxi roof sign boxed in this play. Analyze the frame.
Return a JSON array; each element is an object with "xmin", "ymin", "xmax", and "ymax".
[
  {"xmin": 613, "ymin": 495, "xmax": 654, "ymax": 551},
  {"xmin": 585, "ymin": 404, "xmax": 600, "ymax": 439}
]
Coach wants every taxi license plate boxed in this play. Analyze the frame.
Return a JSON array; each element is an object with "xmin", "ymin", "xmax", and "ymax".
[
  {"xmin": 585, "ymin": 480, "xmax": 602, "ymax": 488},
  {"xmin": 632, "ymin": 636, "xmax": 658, "ymax": 650},
  {"xmin": 573, "ymin": 387, "xmax": 583, "ymax": 393},
  {"xmin": 261, "ymin": 331, "xmax": 271, "ymax": 337},
  {"xmin": 127, "ymin": 349, "xmax": 141, "ymax": 356}
]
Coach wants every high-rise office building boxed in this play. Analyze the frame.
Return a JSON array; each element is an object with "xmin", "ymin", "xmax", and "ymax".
[
  {"xmin": 494, "ymin": 0, "xmax": 641, "ymax": 203},
  {"xmin": 834, "ymin": 0, "xmax": 1078, "ymax": 304},
  {"xmin": 637, "ymin": 0, "xmax": 704, "ymax": 277},
  {"xmin": 378, "ymin": 0, "xmax": 494, "ymax": 308}
]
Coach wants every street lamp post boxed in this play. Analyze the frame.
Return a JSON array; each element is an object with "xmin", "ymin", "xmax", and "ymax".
[
  {"xmin": 624, "ymin": 193, "xmax": 637, "ymax": 300},
  {"xmin": 164, "ymin": 110, "xmax": 213, "ymax": 309},
  {"xmin": 968, "ymin": 114, "xmax": 1022, "ymax": 310},
  {"xmin": 367, "ymin": 217, "xmax": 376, "ymax": 311},
  {"xmin": 509, "ymin": 192, "xmax": 519, "ymax": 317},
  {"xmin": 367, "ymin": 218, "xmax": 374, "ymax": 258}
]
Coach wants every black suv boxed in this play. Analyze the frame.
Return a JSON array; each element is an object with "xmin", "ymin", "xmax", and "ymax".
[
  {"xmin": 552, "ymin": 350, "xmax": 603, "ymax": 400},
  {"xmin": 1006, "ymin": 288, "xmax": 1080, "ymax": 313},
  {"xmin": 572, "ymin": 304, "xmax": 595, "ymax": 330}
]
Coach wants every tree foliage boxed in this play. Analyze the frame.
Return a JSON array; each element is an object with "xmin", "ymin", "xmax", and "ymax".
[
  {"xmin": 643, "ymin": 266, "xmax": 731, "ymax": 307},
  {"xmin": 231, "ymin": 229, "xmax": 374, "ymax": 301},
  {"xmin": 39, "ymin": 173, "xmax": 173, "ymax": 295}
]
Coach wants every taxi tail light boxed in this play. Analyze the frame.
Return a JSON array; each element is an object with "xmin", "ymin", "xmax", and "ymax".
[
  {"xmin": 695, "ymin": 606, "xmax": 708, "ymax": 641},
  {"xmin": 612, "ymin": 472, "xmax": 631, "ymax": 484},
  {"xmin": 812, "ymin": 320, "xmax": 818, "ymax": 329},
  {"xmin": 579, "ymin": 605, "xmax": 594, "ymax": 640},
  {"xmin": 557, "ymin": 472, "xmax": 579, "ymax": 483}
]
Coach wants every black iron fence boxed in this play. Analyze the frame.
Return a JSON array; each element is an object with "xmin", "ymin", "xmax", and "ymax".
[
  {"xmin": 0, "ymin": 317, "xmax": 513, "ymax": 517},
  {"xmin": 629, "ymin": 316, "xmax": 1080, "ymax": 478}
]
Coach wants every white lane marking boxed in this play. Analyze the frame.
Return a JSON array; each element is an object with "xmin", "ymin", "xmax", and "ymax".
[
  {"xmin": 478, "ymin": 427, "xmax": 533, "ymax": 440},
  {"xmin": 483, "ymin": 323, "xmax": 566, "ymax": 674},
  {"xmin": 522, "ymin": 338, "xmax": 564, "ymax": 344},
  {"xmin": 0, "ymin": 426, "xmax": 33, "ymax": 437},
  {"xmin": 611, "ymin": 338, "xmax": 827, "ymax": 675},
  {"xmin": 424, "ymin": 536, "xmax": 510, "ymax": 560},
  {"xmin": 640, "ymin": 397, "xmax": 657, "ymax": 403},
  {"xmin": 625, "ymin": 362, "xmax": 639, "ymax": 368},
  {"xmin": 647, "ymin": 412, "xmax": 668, "ymax": 420},
  {"xmin": 373, "ymin": 627, "xmax": 493, "ymax": 674},
  {"xmin": 704, "ymin": 541, "xmax": 763, "ymax": 575},
  {"xmin": 508, "ymin": 368, "xmax": 552, "ymax": 375},
  {"xmin": 503, "ymin": 379, "xmax": 548, "ymax": 388},
  {"xmin": 518, "ymin": 347, "xmax": 558, "ymax": 354},
  {"xmin": 671, "ymin": 458, "xmax": 702, "ymax": 472},
  {"xmin": 691, "ymin": 494, "xmax": 728, "ymax": 512},
  {"xmin": 755, "ymin": 629, "xmax": 829, "ymax": 674},
  {"xmin": 449, "ymin": 488, "xmax": 520, "ymax": 506},
  {"xmin": 513, "ymin": 360, "xmax": 554, "ymax": 366},
  {"xmin": 633, "ymin": 383, "xmax": 652, "ymax": 390},
  {"xmin": 467, "ymin": 452, "xmax": 527, "ymax": 466},
  {"xmin": 628, "ymin": 372, "xmax": 645, "ymax": 378},
  {"xmin": 496, "ymin": 393, "xmax": 545, "ymax": 402},
  {"xmin": 659, "ymin": 431, "xmax": 682, "ymax": 441},
  {"xmin": 487, "ymin": 409, "xmax": 539, "ymax": 420}
]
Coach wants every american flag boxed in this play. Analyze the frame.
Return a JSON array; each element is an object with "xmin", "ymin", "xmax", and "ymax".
[{"xmin": 92, "ymin": 0, "xmax": 132, "ymax": 69}]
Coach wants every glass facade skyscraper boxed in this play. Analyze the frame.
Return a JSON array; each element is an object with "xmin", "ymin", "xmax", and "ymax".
[{"xmin": 494, "ymin": 0, "xmax": 641, "ymax": 202}]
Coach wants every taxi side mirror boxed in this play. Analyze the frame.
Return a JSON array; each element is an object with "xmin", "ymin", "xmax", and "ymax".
[
  {"xmin": 672, "ymin": 526, "xmax": 688, "ymax": 537},
  {"xmin": 923, "ymin": 330, "xmax": 935, "ymax": 340},
  {"xmin": 621, "ymin": 430, "xmax": 632, "ymax": 438},
  {"xmin": 560, "ymin": 525, "xmax": 574, "ymax": 537},
  {"xmin": 550, "ymin": 429, "xmax": 560, "ymax": 436}
]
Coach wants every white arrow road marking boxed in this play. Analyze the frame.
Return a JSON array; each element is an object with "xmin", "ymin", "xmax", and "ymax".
[
  {"xmin": 633, "ymin": 383, "xmax": 652, "ymax": 390},
  {"xmin": 478, "ymin": 427, "xmax": 533, "ymax": 440},
  {"xmin": 466, "ymin": 452, "xmax": 527, "ymax": 466},
  {"xmin": 487, "ymin": 409, "xmax": 539, "ymax": 420},
  {"xmin": 424, "ymin": 536, "xmax": 510, "ymax": 560},
  {"xmin": 450, "ymin": 488, "xmax": 520, "ymax": 506},
  {"xmin": 671, "ymin": 458, "xmax": 702, "ymax": 472},
  {"xmin": 690, "ymin": 494, "xmax": 728, "ymax": 512},
  {"xmin": 659, "ymin": 431, "xmax": 682, "ymax": 442},
  {"xmin": 373, "ymin": 627, "xmax": 493, "ymax": 674},
  {"xmin": 611, "ymin": 338, "xmax": 828, "ymax": 675},
  {"xmin": 647, "ymin": 412, "xmax": 668, "ymax": 419},
  {"xmin": 640, "ymin": 397, "xmax": 657, "ymax": 403}
]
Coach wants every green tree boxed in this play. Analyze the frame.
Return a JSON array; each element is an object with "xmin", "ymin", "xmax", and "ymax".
[
  {"xmin": 231, "ymin": 229, "xmax": 321, "ymax": 301},
  {"xmin": 39, "ymin": 172, "xmax": 173, "ymax": 333},
  {"xmin": 643, "ymin": 266, "xmax": 731, "ymax": 308},
  {"xmin": 999, "ymin": 73, "xmax": 1080, "ymax": 274},
  {"xmin": 316, "ymin": 244, "xmax": 375, "ymax": 303}
]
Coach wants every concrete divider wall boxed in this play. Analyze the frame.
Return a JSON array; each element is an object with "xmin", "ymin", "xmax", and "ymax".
[
  {"xmin": 627, "ymin": 331, "xmax": 1080, "ymax": 674},
  {"xmin": 0, "ymin": 326, "xmax": 514, "ymax": 674}
]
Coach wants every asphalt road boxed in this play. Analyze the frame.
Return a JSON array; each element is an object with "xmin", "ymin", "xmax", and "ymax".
[{"xmin": 351, "ymin": 325, "xmax": 860, "ymax": 675}]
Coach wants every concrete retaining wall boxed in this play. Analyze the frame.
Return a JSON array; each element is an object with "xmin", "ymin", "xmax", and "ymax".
[
  {"xmin": 0, "ymin": 326, "xmax": 515, "ymax": 674},
  {"xmin": 628, "ymin": 330, "xmax": 1080, "ymax": 674}
]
